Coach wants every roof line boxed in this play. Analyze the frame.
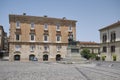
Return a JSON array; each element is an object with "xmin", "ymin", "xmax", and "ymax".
[
  {"xmin": 99, "ymin": 21, "xmax": 120, "ymax": 31},
  {"xmin": 9, "ymin": 14, "xmax": 77, "ymax": 22}
]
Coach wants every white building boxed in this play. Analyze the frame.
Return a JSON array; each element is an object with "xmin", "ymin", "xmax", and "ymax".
[{"xmin": 99, "ymin": 21, "xmax": 120, "ymax": 61}]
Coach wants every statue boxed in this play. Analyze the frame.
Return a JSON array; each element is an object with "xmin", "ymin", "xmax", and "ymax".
[
  {"xmin": 68, "ymin": 33, "xmax": 73, "ymax": 45},
  {"xmin": 68, "ymin": 33, "xmax": 77, "ymax": 46}
]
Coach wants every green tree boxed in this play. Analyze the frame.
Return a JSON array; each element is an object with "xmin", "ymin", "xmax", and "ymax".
[
  {"xmin": 80, "ymin": 48, "xmax": 98, "ymax": 60},
  {"xmin": 80, "ymin": 48, "xmax": 91, "ymax": 60},
  {"xmin": 90, "ymin": 53, "xmax": 97, "ymax": 60}
]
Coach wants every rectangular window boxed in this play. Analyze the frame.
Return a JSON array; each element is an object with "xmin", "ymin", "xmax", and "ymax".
[
  {"xmin": 16, "ymin": 21, "xmax": 20, "ymax": 28},
  {"xmin": 56, "ymin": 35, "xmax": 61, "ymax": 41},
  {"xmin": 30, "ymin": 45, "xmax": 35, "ymax": 51},
  {"xmin": 111, "ymin": 32, "xmax": 116, "ymax": 42},
  {"xmin": 111, "ymin": 46, "xmax": 115, "ymax": 52},
  {"xmin": 57, "ymin": 45, "xmax": 61, "ymax": 51},
  {"xmin": 44, "ymin": 35, "xmax": 48, "ymax": 41},
  {"xmin": 103, "ymin": 46, "xmax": 107, "ymax": 52},
  {"xmin": 30, "ymin": 34, "xmax": 35, "ymax": 41},
  {"xmin": 44, "ymin": 24, "xmax": 48, "ymax": 30},
  {"xmin": 16, "ymin": 34, "xmax": 20, "ymax": 40},
  {"xmin": 56, "ymin": 24, "xmax": 60, "ymax": 31},
  {"xmin": 102, "ymin": 34, "xmax": 107, "ymax": 43},
  {"xmin": 31, "ymin": 22, "xmax": 34, "ymax": 29},
  {"xmin": 44, "ymin": 45, "xmax": 49, "ymax": 51},
  {"xmin": 68, "ymin": 25, "xmax": 72, "ymax": 31},
  {"xmin": 15, "ymin": 45, "xmax": 21, "ymax": 51}
]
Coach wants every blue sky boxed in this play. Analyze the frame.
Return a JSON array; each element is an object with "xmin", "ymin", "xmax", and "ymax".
[{"xmin": 0, "ymin": 0, "xmax": 120, "ymax": 42}]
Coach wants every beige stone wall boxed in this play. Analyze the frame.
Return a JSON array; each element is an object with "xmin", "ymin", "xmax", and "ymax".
[
  {"xmin": 9, "ymin": 20, "xmax": 76, "ymax": 43},
  {"xmin": 9, "ymin": 43, "xmax": 67, "ymax": 61}
]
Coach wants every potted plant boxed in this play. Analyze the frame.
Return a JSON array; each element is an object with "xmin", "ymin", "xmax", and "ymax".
[
  {"xmin": 102, "ymin": 56, "xmax": 106, "ymax": 61},
  {"xmin": 113, "ymin": 55, "xmax": 117, "ymax": 61}
]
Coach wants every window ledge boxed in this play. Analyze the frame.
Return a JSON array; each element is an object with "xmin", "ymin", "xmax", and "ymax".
[
  {"xmin": 16, "ymin": 27, "xmax": 20, "ymax": 29},
  {"xmin": 43, "ymin": 41, "xmax": 49, "ymax": 43},
  {"xmin": 56, "ymin": 30, "xmax": 60, "ymax": 31},
  {"xmin": 30, "ymin": 50, "xmax": 34, "ymax": 52},
  {"xmin": 30, "ymin": 28, "xmax": 35, "ymax": 30},
  {"xmin": 68, "ymin": 30, "xmax": 72, "ymax": 32},
  {"xmin": 30, "ymin": 40, "xmax": 35, "ymax": 42},
  {"xmin": 44, "ymin": 29, "xmax": 48, "ymax": 31},
  {"xmin": 56, "ymin": 41, "xmax": 61, "ymax": 43}
]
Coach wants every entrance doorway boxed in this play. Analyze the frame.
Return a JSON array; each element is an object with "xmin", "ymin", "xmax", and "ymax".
[
  {"xmin": 56, "ymin": 54, "xmax": 61, "ymax": 61},
  {"xmin": 14, "ymin": 55, "xmax": 20, "ymax": 61},
  {"xmin": 29, "ymin": 54, "xmax": 35, "ymax": 61},
  {"xmin": 0, "ymin": 52, "xmax": 3, "ymax": 59},
  {"xmin": 43, "ymin": 54, "xmax": 48, "ymax": 61}
]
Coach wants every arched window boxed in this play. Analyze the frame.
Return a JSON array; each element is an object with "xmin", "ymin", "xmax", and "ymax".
[
  {"xmin": 56, "ymin": 54, "xmax": 61, "ymax": 61},
  {"xmin": 14, "ymin": 55, "xmax": 20, "ymax": 61},
  {"xmin": 29, "ymin": 54, "xmax": 35, "ymax": 61},
  {"xmin": 43, "ymin": 54, "xmax": 48, "ymax": 61}
]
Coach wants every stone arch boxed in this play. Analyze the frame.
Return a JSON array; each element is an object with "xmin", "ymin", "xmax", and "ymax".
[
  {"xmin": 56, "ymin": 54, "xmax": 61, "ymax": 61},
  {"xmin": 14, "ymin": 54, "xmax": 20, "ymax": 61},
  {"xmin": 43, "ymin": 54, "xmax": 48, "ymax": 61},
  {"xmin": 29, "ymin": 54, "xmax": 35, "ymax": 61}
]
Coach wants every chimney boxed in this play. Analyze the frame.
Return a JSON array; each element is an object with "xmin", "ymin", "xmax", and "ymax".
[
  {"xmin": 63, "ymin": 17, "xmax": 66, "ymax": 20},
  {"xmin": 23, "ymin": 13, "xmax": 26, "ymax": 15},
  {"xmin": 44, "ymin": 15, "xmax": 47, "ymax": 17}
]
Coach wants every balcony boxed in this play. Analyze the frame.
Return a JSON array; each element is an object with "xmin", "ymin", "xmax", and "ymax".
[
  {"xmin": 30, "ymin": 29, "xmax": 35, "ymax": 34},
  {"xmin": 43, "ymin": 30, "xmax": 49, "ymax": 35},
  {"xmin": 15, "ymin": 29, "xmax": 21, "ymax": 34},
  {"xmin": 56, "ymin": 31, "xmax": 61, "ymax": 35},
  {"xmin": 56, "ymin": 28, "xmax": 61, "ymax": 32}
]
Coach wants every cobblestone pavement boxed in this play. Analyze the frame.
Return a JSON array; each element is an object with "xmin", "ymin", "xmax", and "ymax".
[{"xmin": 0, "ymin": 61, "xmax": 120, "ymax": 80}]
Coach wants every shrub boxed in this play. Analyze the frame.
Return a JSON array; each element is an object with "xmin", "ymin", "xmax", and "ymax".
[
  {"xmin": 102, "ymin": 56, "xmax": 106, "ymax": 61},
  {"xmin": 90, "ymin": 53, "xmax": 97, "ymax": 60},
  {"xmin": 80, "ymin": 48, "xmax": 91, "ymax": 60},
  {"xmin": 96, "ymin": 56, "xmax": 100, "ymax": 61},
  {"xmin": 113, "ymin": 55, "xmax": 117, "ymax": 61},
  {"xmin": 80, "ymin": 49, "xmax": 98, "ymax": 60}
]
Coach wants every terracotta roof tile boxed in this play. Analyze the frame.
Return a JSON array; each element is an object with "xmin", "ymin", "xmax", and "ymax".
[{"xmin": 79, "ymin": 41, "xmax": 99, "ymax": 45}]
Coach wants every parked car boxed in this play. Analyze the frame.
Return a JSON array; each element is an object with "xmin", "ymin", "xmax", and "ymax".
[{"xmin": 33, "ymin": 57, "xmax": 38, "ymax": 61}]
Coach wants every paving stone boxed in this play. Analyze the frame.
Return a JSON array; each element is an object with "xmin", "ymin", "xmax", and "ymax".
[{"xmin": 0, "ymin": 61, "xmax": 120, "ymax": 80}]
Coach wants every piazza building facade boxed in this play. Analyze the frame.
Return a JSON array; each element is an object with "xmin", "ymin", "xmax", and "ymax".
[
  {"xmin": 0, "ymin": 25, "xmax": 8, "ymax": 59},
  {"xmin": 79, "ymin": 41, "xmax": 100, "ymax": 54},
  {"xmin": 99, "ymin": 21, "xmax": 120, "ymax": 61},
  {"xmin": 9, "ymin": 14, "xmax": 77, "ymax": 61}
]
